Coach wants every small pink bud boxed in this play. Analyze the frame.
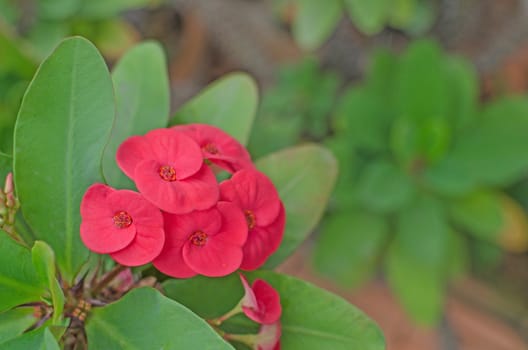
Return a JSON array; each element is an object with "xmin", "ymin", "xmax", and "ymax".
[{"xmin": 4, "ymin": 173, "xmax": 13, "ymax": 195}]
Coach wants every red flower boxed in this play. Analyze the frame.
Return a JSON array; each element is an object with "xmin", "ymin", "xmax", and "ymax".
[
  {"xmin": 255, "ymin": 322, "xmax": 281, "ymax": 350},
  {"xmin": 80, "ymin": 184, "xmax": 165, "ymax": 266},
  {"xmin": 153, "ymin": 201, "xmax": 247, "ymax": 278},
  {"xmin": 173, "ymin": 124, "xmax": 253, "ymax": 173},
  {"xmin": 116, "ymin": 128, "xmax": 219, "ymax": 214},
  {"xmin": 220, "ymin": 169, "xmax": 285, "ymax": 270},
  {"xmin": 240, "ymin": 275, "xmax": 282, "ymax": 325}
]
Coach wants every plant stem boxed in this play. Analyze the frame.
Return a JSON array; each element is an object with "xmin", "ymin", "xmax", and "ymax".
[{"xmin": 91, "ymin": 264, "xmax": 127, "ymax": 296}]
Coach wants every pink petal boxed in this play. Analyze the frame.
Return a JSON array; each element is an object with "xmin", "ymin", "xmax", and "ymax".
[
  {"xmin": 251, "ymin": 280, "xmax": 282, "ymax": 324},
  {"xmin": 116, "ymin": 136, "xmax": 152, "ymax": 179},
  {"xmin": 153, "ymin": 235, "xmax": 196, "ymax": 279},
  {"xmin": 107, "ymin": 189, "xmax": 164, "ymax": 228},
  {"xmin": 182, "ymin": 238, "xmax": 243, "ymax": 277},
  {"xmin": 80, "ymin": 218, "xmax": 136, "ymax": 254},
  {"xmin": 239, "ymin": 274, "xmax": 258, "ymax": 310},
  {"xmin": 135, "ymin": 161, "xmax": 219, "ymax": 214},
  {"xmin": 240, "ymin": 204, "xmax": 285, "ymax": 271},
  {"xmin": 164, "ymin": 208, "xmax": 223, "ymax": 239},
  {"xmin": 110, "ymin": 226, "xmax": 165, "ymax": 266},
  {"xmin": 217, "ymin": 201, "xmax": 248, "ymax": 245},
  {"xmin": 256, "ymin": 322, "xmax": 281, "ymax": 350},
  {"xmin": 220, "ymin": 170, "xmax": 281, "ymax": 227},
  {"xmin": 173, "ymin": 124, "xmax": 253, "ymax": 173},
  {"xmin": 80, "ymin": 183, "xmax": 114, "ymax": 219},
  {"xmin": 144, "ymin": 128, "xmax": 203, "ymax": 179}
]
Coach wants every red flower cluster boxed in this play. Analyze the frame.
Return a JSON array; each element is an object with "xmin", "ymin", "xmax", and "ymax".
[{"xmin": 80, "ymin": 124, "xmax": 285, "ymax": 277}]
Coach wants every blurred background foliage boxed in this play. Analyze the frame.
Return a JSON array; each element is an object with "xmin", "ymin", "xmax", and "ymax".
[{"xmin": 2, "ymin": 0, "xmax": 528, "ymax": 347}]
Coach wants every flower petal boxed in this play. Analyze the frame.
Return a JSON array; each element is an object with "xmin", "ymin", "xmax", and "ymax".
[
  {"xmin": 164, "ymin": 208, "xmax": 223, "ymax": 239},
  {"xmin": 256, "ymin": 322, "xmax": 281, "ymax": 350},
  {"xmin": 241, "ymin": 204, "xmax": 285, "ymax": 270},
  {"xmin": 135, "ymin": 161, "xmax": 219, "ymax": 214},
  {"xmin": 251, "ymin": 280, "xmax": 282, "ymax": 324},
  {"xmin": 110, "ymin": 226, "xmax": 165, "ymax": 266},
  {"xmin": 153, "ymin": 235, "xmax": 196, "ymax": 278},
  {"xmin": 217, "ymin": 201, "xmax": 248, "ymax": 245},
  {"xmin": 220, "ymin": 170, "xmax": 281, "ymax": 226},
  {"xmin": 116, "ymin": 136, "xmax": 152, "ymax": 179},
  {"xmin": 80, "ymin": 183, "xmax": 114, "ymax": 219},
  {"xmin": 144, "ymin": 128, "xmax": 203, "ymax": 179},
  {"xmin": 183, "ymin": 238, "xmax": 243, "ymax": 277}
]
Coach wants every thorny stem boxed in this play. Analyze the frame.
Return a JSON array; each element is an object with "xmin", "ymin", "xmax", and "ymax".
[{"xmin": 91, "ymin": 264, "xmax": 127, "ymax": 296}]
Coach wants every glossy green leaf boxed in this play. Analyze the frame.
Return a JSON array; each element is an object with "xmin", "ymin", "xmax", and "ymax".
[
  {"xmin": 31, "ymin": 241, "xmax": 64, "ymax": 325},
  {"xmin": 0, "ymin": 308, "xmax": 36, "ymax": 343},
  {"xmin": 104, "ymin": 41, "xmax": 170, "ymax": 189},
  {"xmin": 344, "ymin": 0, "xmax": 389, "ymax": 34},
  {"xmin": 0, "ymin": 231, "xmax": 45, "ymax": 313},
  {"xmin": 447, "ymin": 97, "xmax": 528, "ymax": 186},
  {"xmin": 247, "ymin": 271, "xmax": 385, "ymax": 350},
  {"xmin": 292, "ymin": 0, "xmax": 342, "ymax": 50},
  {"xmin": 257, "ymin": 144, "xmax": 338, "ymax": 268},
  {"xmin": 78, "ymin": 0, "xmax": 151, "ymax": 19},
  {"xmin": 162, "ymin": 274, "xmax": 244, "ymax": 319},
  {"xmin": 357, "ymin": 160, "xmax": 414, "ymax": 213},
  {"xmin": 14, "ymin": 37, "xmax": 115, "ymax": 281},
  {"xmin": 314, "ymin": 212, "xmax": 388, "ymax": 287},
  {"xmin": 171, "ymin": 73, "xmax": 258, "ymax": 146},
  {"xmin": 85, "ymin": 287, "xmax": 234, "ymax": 349},
  {"xmin": 385, "ymin": 240, "xmax": 444, "ymax": 325},
  {"xmin": 0, "ymin": 327, "xmax": 59, "ymax": 350},
  {"xmin": 445, "ymin": 57, "xmax": 477, "ymax": 130},
  {"xmin": 450, "ymin": 190, "xmax": 503, "ymax": 241}
]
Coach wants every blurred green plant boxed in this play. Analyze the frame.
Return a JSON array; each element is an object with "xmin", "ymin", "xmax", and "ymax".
[
  {"xmin": 312, "ymin": 40, "xmax": 528, "ymax": 324},
  {"xmin": 0, "ymin": 0, "xmax": 157, "ymax": 152},
  {"xmin": 274, "ymin": 0, "xmax": 436, "ymax": 50},
  {"xmin": 248, "ymin": 57, "xmax": 341, "ymax": 158}
]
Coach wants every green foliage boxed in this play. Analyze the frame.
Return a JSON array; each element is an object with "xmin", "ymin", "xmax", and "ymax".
[
  {"xmin": 85, "ymin": 287, "xmax": 234, "ymax": 349},
  {"xmin": 314, "ymin": 40, "xmax": 528, "ymax": 324},
  {"xmin": 285, "ymin": 0, "xmax": 435, "ymax": 50},
  {"xmin": 256, "ymin": 144, "xmax": 338, "ymax": 268},
  {"xmin": 0, "ymin": 328, "xmax": 60, "ymax": 350},
  {"xmin": 246, "ymin": 271, "xmax": 385, "ymax": 350},
  {"xmin": 163, "ymin": 274, "xmax": 244, "ymax": 319},
  {"xmin": 0, "ymin": 231, "xmax": 46, "ymax": 313},
  {"xmin": 249, "ymin": 58, "xmax": 340, "ymax": 158},
  {"xmin": 14, "ymin": 37, "xmax": 115, "ymax": 281},
  {"xmin": 0, "ymin": 308, "xmax": 37, "ymax": 344},
  {"xmin": 104, "ymin": 41, "xmax": 170, "ymax": 189},
  {"xmin": 171, "ymin": 73, "xmax": 258, "ymax": 146}
]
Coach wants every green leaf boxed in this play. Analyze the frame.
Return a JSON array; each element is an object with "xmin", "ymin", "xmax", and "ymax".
[
  {"xmin": 37, "ymin": 0, "xmax": 80, "ymax": 20},
  {"xmin": 247, "ymin": 271, "xmax": 385, "ymax": 350},
  {"xmin": 14, "ymin": 37, "xmax": 115, "ymax": 281},
  {"xmin": 314, "ymin": 211, "xmax": 388, "ymax": 287},
  {"xmin": 333, "ymin": 87, "xmax": 389, "ymax": 152},
  {"xmin": 256, "ymin": 144, "xmax": 338, "ymax": 268},
  {"xmin": 85, "ymin": 287, "xmax": 234, "ymax": 349},
  {"xmin": 0, "ymin": 231, "xmax": 45, "ymax": 313},
  {"xmin": 385, "ymin": 240, "xmax": 444, "ymax": 325},
  {"xmin": 343, "ymin": 0, "xmax": 389, "ymax": 34},
  {"xmin": 292, "ymin": 0, "xmax": 342, "ymax": 50},
  {"xmin": 394, "ymin": 195, "xmax": 449, "ymax": 270},
  {"xmin": 423, "ymin": 156, "xmax": 476, "ymax": 196},
  {"xmin": 103, "ymin": 41, "xmax": 170, "ymax": 189},
  {"xmin": 0, "ymin": 327, "xmax": 59, "ymax": 350},
  {"xmin": 78, "ymin": 0, "xmax": 151, "ymax": 19},
  {"xmin": 31, "ymin": 241, "xmax": 64, "ymax": 325},
  {"xmin": 445, "ymin": 57, "xmax": 477, "ymax": 130},
  {"xmin": 0, "ymin": 308, "xmax": 36, "ymax": 344},
  {"xmin": 0, "ymin": 24, "xmax": 37, "ymax": 78},
  {"xmin": 394, "ymin": 40, "xmax": 447, "ymax": 122},
  {"xmin": 447, "ymin": 97, "xmax": 528, "ymax": 186},
  {"xmin": 162, "ymin": 274, "xmax": 244, "ymax": 319},
  {"xmin": 357, "ymin": 160, "xmax": 414, "ymax": 213},
  {"xmin": 0, "ymin": 152, "xmax": 11, "ymax": 182},
  {"xmin": 450, "ymin": 190, "xmax": 503, "ymax": 241},
  {"xmin": 171, "ymin": 73, "xmax": 258, "ymax": 146}
]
